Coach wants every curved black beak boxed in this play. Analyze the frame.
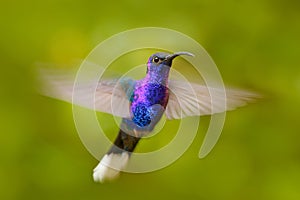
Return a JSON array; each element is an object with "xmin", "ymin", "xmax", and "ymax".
[{"xmin": 165, "ymin": 51, "xmax": 194, "ymax": 66}]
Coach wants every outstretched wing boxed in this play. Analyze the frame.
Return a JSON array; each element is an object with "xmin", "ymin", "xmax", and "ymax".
[
  {"xmin": 165, "ymin": 80, "xmax": 261, "ymax": 119},
  {"xmin": 38, "ymin": 67, "xmax": 134, "ymax": 118}
]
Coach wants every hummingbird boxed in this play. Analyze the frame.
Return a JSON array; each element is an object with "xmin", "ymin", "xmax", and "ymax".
[{"xmin": 39, "ymin": 51, "xmax": 259, "ymax": 183}]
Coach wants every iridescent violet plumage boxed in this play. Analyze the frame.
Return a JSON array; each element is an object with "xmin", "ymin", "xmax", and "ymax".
[
  {"xmin": 131, "ymin": 82, "xmax": 168, "ymax": 127},
  {"xmin": 130, "ymin": 53, "xmax": 171, "ymax": 127}
]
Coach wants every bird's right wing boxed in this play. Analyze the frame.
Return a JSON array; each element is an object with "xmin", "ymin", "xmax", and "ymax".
[
  {"xmin": 165, "ymin": 80, "xmax": 261, "ymax": 119},
  {"xmin": 38, "ymin": 66, "xmax": 134, "ymax": 118}
]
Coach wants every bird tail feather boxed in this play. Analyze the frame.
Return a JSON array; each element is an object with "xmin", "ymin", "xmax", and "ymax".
[
  {"xmin": 93, "ymin": 152, "xmax": 129, "ymax": 182},
  {"xmin": 93, "ymin": 129, "xmax": 140, "ymax": 182}
]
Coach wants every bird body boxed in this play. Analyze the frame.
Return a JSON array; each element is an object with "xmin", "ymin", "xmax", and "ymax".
[
  {"xmin": 94, "ymin": 52, "xmax": 180, "ymax": 182},
  {"xmin": 131, "ymin": 76, "xmax": 169, "ymax": 127}
]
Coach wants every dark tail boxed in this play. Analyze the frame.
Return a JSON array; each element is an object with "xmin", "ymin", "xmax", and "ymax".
[
  {"xmin": 108, "ymin": 129, "xmax": 140, "ymax": 154},
  {"xmin": 93, "ymin": 129, "xmax": 140, "ymax": 182}
]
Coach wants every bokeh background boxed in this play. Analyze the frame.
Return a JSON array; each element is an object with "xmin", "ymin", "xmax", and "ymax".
[{"xmin": 1, "ymin": 0, "xmax": 300, "ymax": 199}]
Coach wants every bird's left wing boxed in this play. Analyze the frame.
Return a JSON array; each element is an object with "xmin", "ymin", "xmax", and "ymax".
[
  {"xmin": 165, "ymin": 80, "xmax": 261, "ymax": 119},
  {"xmin": 38, "ymin": 67, "xmax": 134, "ymax": 118}
]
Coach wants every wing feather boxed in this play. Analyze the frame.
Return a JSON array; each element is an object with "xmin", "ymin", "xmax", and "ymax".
[
  {"xmin": 38, "ymin": 68, "xmax": 133, "ymax": 118},
  {"xmin": 166, "ymin": 80, "xmax": 261, "ymax": 119}
]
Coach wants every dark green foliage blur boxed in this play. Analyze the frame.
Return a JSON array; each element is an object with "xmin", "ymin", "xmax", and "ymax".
[{"xmin": 0, "ymin": 0, "xmax": 300, "ymax": 199}]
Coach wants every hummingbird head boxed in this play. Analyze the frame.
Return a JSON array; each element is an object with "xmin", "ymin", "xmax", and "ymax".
[{"xmin": 146, "ymin": 51, "xmax": 194, "ymax": 74}]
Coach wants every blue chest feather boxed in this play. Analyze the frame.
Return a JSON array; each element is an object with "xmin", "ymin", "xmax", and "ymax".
[{"xmin": 130, "ymin": 83, "xmax": 168, "ymax": 127}]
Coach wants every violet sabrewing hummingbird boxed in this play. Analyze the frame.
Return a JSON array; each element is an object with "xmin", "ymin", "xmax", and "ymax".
[
  {"xmin": 39, "ymin": 51, "xmax": 260, "ymax": 183},
  {"xmin": 93, "ymin": 52, "xmax": 194, "ymax": 182}
]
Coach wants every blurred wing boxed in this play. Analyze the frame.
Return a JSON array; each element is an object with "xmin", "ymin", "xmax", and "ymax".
[
  {"xmin": 38, "ymin": 67, "xmax": 134, "ymax": 118},
  {"xmin": 165, "ymin": 80, "xmax": 261, "ymax": 119}
]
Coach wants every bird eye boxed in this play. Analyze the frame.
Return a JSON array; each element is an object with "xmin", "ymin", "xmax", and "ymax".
[{"xmin": 153, "ymin": 56, "xmax": 160, "ymax": 63}]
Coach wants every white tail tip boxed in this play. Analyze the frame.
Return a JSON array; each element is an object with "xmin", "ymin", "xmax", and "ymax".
[{"xmin": 93, "ymin": 152, "xmax": 129, "ymax": 183}]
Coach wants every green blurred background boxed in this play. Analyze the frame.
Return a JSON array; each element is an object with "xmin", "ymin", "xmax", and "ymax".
[{"xmin": 1, "ymin": 0, "xmax": 300, "ymax": 199}]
